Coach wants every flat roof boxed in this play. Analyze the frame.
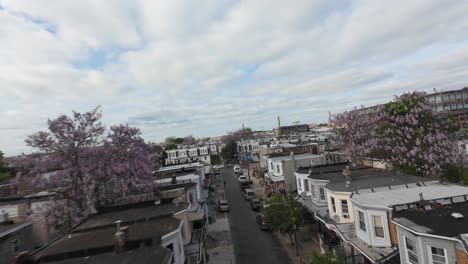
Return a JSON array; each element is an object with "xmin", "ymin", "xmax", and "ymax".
[
  {"xmin": 35, "ymin": 217, "xmax": 181, "ymax": 259},
  {"xmin": 352, "ymin": 183, "xmax": 468, "ymax": 207},
  {"xmin": 324, "ymin": 169, "xmax": 434, "ymax": 192},
  {"xmin": 74, "ymin": 203, "xmax": 188, "ymax": 232},
  {"xmin": 393, "ymin": 200, "xmax": 468, "ymax": 238},
  {"xmin": 298, "ymin": 162, "xmax": 367, "ymax": 175},
  {"xmin": 43, "ymin": 246, "xmax": 173, "ymax": 264},
  {"xmin": 267, "ymin": 153, "xmax": 321, "ymax": 162},
  {"xmin": 0, "ymin": 222, "xmax": 31, "ymax": 237},
  {"xmin": 156, "ymin": 162, "xmax": 204, "ymax": 173}
]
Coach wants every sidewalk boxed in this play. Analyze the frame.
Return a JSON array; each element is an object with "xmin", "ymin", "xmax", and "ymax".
[
  {"xmin": 246, "ymin": 166, "xmax": 320, "ymax": 264},
  {"xmin": 206, "ymin": 173, "xmax": 236, "ymax": 264}
]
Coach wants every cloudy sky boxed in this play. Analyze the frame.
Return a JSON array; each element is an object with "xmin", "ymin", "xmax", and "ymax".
[{"xmin": 1, "ymin": 1, "xmax": 468, "ymax": 156}]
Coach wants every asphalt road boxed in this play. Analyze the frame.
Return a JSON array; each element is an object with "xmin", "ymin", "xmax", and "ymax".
[{"xmin": 221, "ymin": 168, "xmax": 291, "ymax": 264}]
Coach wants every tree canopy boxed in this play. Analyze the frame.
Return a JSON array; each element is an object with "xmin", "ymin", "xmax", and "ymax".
[
  {"xmin": 331, "ymin": 92, "xmax": 462, "ymax": 176},
  {"xmin": 305, "ymin": 252, "xmax": 344, "ymax": 264},
  {"xmin": 221, "ymin": 140, "xmax": 238, "ymax": 164},
  {"xmin": 221, "ymin": 128, "xmax": 254, "ymax": 142},
  {"xmin": 22, "ymin": 107, "xmax": 155, "ymax": 225},
  {"xmin": 263, "ymin": 193, "xmax": 304, "ymax": 243}
]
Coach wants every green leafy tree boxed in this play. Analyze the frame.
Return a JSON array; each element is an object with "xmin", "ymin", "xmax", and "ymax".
[
  {"xmin": 305, "ymin": 252, "xmax": 344, "ymax": 264},
  {"xmin": 0, "ymin": 150, "xmax": 13, "ymax": 182},
  {"xmin": 263, "ymin": 193, "xmax": 304, "ymax": 244},
  {"xmin": 210, "ymin": 155, "xmax": 221, "ymax": 165},
  {"xmin": 221, "ymin": 140, "xmax": 238, "ymax": 164}
]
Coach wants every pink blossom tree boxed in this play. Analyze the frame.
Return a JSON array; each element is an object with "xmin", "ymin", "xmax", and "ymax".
[
  {"xmin": 331, "ymin": 92, "xmax": 462, "ymax": 176},
  {"xmin": 23, "ymin": 107, "xmax": 155, "ymax": 225}
]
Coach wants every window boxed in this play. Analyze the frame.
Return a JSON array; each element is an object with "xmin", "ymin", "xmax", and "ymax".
[
  {"xmin": 457, "ymin": 93, "xmax": 462, "ymax": 100},
  {"xmin": 304, "ymin": 179, "xmax": 309, "ymax": 192},
  {"xmin": 319, "ymin": 188, "xmax": 326, "ymax": 201},
  {"xmin": 10, "ymin": 239, "xmax": 19, "ymax": 254},
  {"xmin": 341, "ymin": 200, "xmax": 349, "ymax": 217},
  {"xmin": 270, "ymin": 162, "xmax": 273, "ymax": 170},
  {"xmin": 358, "ymin": 211, "xmax": 366, "ymax": 231},
  {"xmin": 311, "ymin": 184, "xmax": 316, "ymax": 198},
  {"xmin": 330, "ymin": 197, "xmax": 336, "ymax": 213},
  {"xmin": 373, "ymin": 215, "xmax": 384, "ymax": 238},
  {"xmin": 429, "ymin": 246, "xmax": 447, "ymax": 264},
  {"xmin": 404, "ymin": 237, "xmax": 418, "ymax": 263},
  {"xmin": 276, "ymin": 164, "xmax": 280, "ymax": 173},
  {"xmin": 297, "ymin": 178, "xmax": 302, "ymax": 189}
]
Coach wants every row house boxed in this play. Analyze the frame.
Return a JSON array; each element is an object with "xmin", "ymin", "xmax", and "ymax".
[
  {"xmin": 236, "ymin": 139, "xmax": 260, "ymax": 162},
  {"xmin": 165, "ymin": 147, "xmax": 211, "ymax": 165},
  {"xmin": 18, "ymin": 201, "xmax": 189, "ymax": 264},
  {"xmin": 259, "ymin": 141, "xmax": 327, "ymax": 170},
  {"xmin": 264, "ymin": 153, "xmax": 327, "ymax": 193},
  {"xmin": 295, "ymin": 162, "xmax": 468, "ymax": 263}
]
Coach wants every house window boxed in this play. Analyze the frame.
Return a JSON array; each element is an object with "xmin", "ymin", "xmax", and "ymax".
[
  {"xmin": 270, "ymin": 162, "xmax": 273, "ymax": 170},
  {"xmin": 311, "ymin": 184, "xmax": 316, "ymax": 198},
  {"xmin": 373, "ymin": 215, "xmax": 384, "ymax": 238},
  {"xmin": 405, "ymin": 237, "xmax": 418, "ymax": 264},
  {"xmin": 297, "ymin": 178, "xmax": 302, "ymax": 189},
  {"xmin": 304, "ymin": 179, "xmax": 309, "ymax": 192},
  {"xmin": 429, "ymin": 246, "xmax": 447, "ymax": 264},
  {"xmin": 10, "ymin": 239, "xmax": 20, "ymax": 254},
  {"xmin": 276, "ymin": 164, "xmax": 280, "ymax": 173},
  {"xmin": 341, "ymin": 200, "xmax": 349, "ymax": 217},
  {"xmin": 319, "ymin": 188, "xmax": 325, "ymax": 201},
  {"xmin": 358, "ymin": 211, "xmax": 366, "ymax": 231},
  {"xmin": 330, "ymin": 197, "xmax": 336, "ymax": 213}
]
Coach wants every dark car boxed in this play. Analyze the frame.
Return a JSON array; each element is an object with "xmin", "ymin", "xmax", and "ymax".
[
  {"xmin": 239, "ymin": 182, "xmax": 250, "ymax": 190},
  {"xmin": 256, "ymin": 213, "xmax": 271, "ymax": 231},
  {"xmin": 250, "ymin": 199, "xmax": 262, "ymax": 211}
]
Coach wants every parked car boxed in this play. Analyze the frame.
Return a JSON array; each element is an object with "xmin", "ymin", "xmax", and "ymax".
[
  {"xmin": 237, "ymin": 175, "xmax": 248, "ymax": 183},
  {"xmin": 239, "ymin": 182, "xmax": 250, "ymax": 190},
  {"xmin": 233, "ymin": 165, "xmax": 241, "ymax": 174},
  {"xmin": 243, "ymin": 188, "xmax": 255, "ymax": 200},
  {"xmin": 256, "ymin": 213, "xmax": 271, "ymax": 231},
  {"xmin": 217, "ymin": 200, "xmax": 230, "ymax": 212},
  {"xmin": 214, "ymin": 168, "xmax": 220, "ymax": 175},
  {"xmin": 250, "ymin": 199, "xmax": 262, "ymax": 211}
]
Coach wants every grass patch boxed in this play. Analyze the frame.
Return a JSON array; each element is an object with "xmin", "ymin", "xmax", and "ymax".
[{"xmin": 0, "ymin": 171, "xmax": 13, "ymax": 182}]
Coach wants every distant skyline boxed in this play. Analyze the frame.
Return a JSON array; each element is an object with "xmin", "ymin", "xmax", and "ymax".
[{"xmin": 1, "ymin": 1, "xmax": 468, "ymax": 156}]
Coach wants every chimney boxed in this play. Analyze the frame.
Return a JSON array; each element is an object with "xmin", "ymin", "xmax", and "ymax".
[
  {"xmin": 0, "ymin": 210, "xmax": 9, "ymax": 224},
  {"xmin": 114, "ymin": 220, "xmax": 128, "ymax": 252},
  {"xmin": 343, "ymin": 166, "xmax": 352, "ymax": 187},
  {"xmin": 290, "ymin": 152, "xmax": 296, "ymax": 172},
  {"xmin": 277, "ymin": 116, "xmax": 281, "ymax": 128},
  {"xmin": 419, "ymin": 193, "xmax": 424, "ymax": 201}
]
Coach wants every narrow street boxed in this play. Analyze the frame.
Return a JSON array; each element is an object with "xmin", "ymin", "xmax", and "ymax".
[{"xmin": 221, "ymin": 168, "xmax": 291, "ymax": 264}]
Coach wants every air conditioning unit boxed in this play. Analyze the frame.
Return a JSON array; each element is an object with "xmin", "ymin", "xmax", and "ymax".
[{"xmin": 342, "ymin": 213, "xmax": 349, "ymax": 219}]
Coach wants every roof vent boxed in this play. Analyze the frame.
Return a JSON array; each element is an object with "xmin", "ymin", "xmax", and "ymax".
[{"xmin": 451, "ymin": 212, "xmax": 464, "ymax": 220}]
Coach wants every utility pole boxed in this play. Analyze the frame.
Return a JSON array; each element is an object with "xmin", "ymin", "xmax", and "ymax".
[{"xmin": 241, "ymin": 138, "xmax": 251, "ymax": 182}]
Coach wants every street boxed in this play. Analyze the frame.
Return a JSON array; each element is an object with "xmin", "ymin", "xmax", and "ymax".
[{"xmin": 221, "ymin": 168, "xmax": 291, "ymax": 264}]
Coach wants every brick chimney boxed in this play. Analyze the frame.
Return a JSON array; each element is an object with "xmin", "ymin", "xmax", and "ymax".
[
  {"xmin": 343, "ymin": 166, "xmax": 352, "ymax": 187},
  {"xmin": 114, "ymin": 220, "xmax": 128, "ymax": 252}
]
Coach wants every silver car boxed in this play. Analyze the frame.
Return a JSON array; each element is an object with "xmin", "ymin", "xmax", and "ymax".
[{"xmin": 218, "ymin": 200, "xmax": 230, "ymax": 212}]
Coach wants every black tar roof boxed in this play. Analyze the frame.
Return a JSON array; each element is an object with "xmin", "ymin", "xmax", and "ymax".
[
  {"xmin": 35, "ymin": 217, "xmax": 181, "ymax": 260},
  {"xmin": 75, "ymin": 202, "xmax": 189, "ymax": 232},
  {"xmin": 393, "ymin": 201, "xmax": 468, "ymax": 238},
  {"xmin": 157, "ymin": 182, "xmax": 197, "ymax": 191},
  {"xmin": 41, "ymin": 246, "xmax": 172, "ymax": 264},
  {"xmin": 155, "ymin": 169, "xmax": 200, "ymax": 180},
  {"xmin": 0, "ymin": 222, "xmax": 30, "ymax": 236},
  {"xmin": 298, "ymin": 162, "xmax": 367, "ymax": 175},
  {"xmin": 312, "ymin": 167, "xmax": 433, "ymax": 192}
]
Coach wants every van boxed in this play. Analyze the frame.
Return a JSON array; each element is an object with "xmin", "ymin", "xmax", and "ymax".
[
  {"xmin": 233, "ymin": 165, "xmax": 241, "ymax": 174},
  {"xmin": 243, "ymin": 188, "xmax": 255, "ymax": 200}
]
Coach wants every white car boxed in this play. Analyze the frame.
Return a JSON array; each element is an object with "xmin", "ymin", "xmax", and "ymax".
[
  {"xmin": 237, "ymin": 175, "xmax": 249, "ymax": 183},
  {"xmin": 233, "ymin": 165, "xmax": 241, "ymax": 174}
]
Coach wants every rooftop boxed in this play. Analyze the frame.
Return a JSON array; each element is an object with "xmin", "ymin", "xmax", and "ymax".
[
  {"xmin": 155, "ymin": 162, "xmax": 205, "ymax": 173},
  {"xmin": 322, "ymin": 168, "xmax": 434, "ymax": 192},
  {"xmin": 351, "ymin": 183, "xmax": 468, "ymax": 208},
  {"xmin": 0, "ymin": 222, "xmax": 31, "ymax": 237},
  {"xmin": 267, "ymin": 153, "xmax": 321, "ymax": 162},
  {"xmin": 75, "ymin": 202, "xmax": 188, "ymax": 232},
  {"xmin": 298, "ymin": 162, "xmax": 367, "ymax": 175},
  {"xmin": 41, "ymin": 246, "xmax": 173, "ymax": 264},
  {"xmin": 35, "ymin": 217, "xmax": 181, "ymax": 260},
  {"xmin": 393, "ymin": 200, "xmax": 468, "ymax": 238}
]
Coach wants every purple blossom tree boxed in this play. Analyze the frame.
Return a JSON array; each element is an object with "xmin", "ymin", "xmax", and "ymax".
[
  {"xmin": 221, "ymin": 128, "xmax": 254, "ymax": 142},
  {"xmin": 23, "ymin": 107, "xmax": 154, "ymax": 225},
  {"xmin": 331, "ymin": 92, "xmax": 462, "ymax": 176}
]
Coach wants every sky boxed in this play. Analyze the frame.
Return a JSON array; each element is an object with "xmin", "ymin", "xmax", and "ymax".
[{"xmin": 1, "ymin": 1, "xmax": 468, "ymax": 156}]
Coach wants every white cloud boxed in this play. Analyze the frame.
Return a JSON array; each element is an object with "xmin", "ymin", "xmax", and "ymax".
[{"xmin": 1, "ymin": 1, "xmax": 468, "ymax": 155}]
